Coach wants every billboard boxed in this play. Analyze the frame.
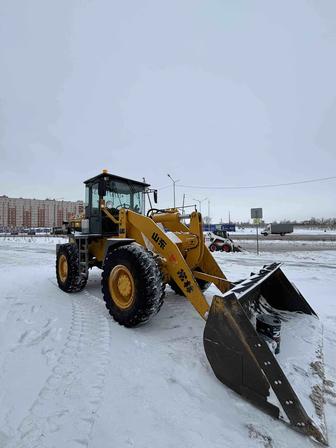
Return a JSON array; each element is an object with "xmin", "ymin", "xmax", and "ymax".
[{"xmin": 204, "ymin": 223, "xmax": 236, "ymax": 232}]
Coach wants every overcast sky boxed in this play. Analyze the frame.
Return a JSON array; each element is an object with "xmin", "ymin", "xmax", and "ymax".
[{"xmin": 1, "ymin": 0, "xmax": 335, "ymax": 222}]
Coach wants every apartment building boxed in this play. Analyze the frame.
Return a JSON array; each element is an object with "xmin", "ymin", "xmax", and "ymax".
[{"xmin": 0, "ymin": 195, "xmax": 84, "ymax": 229}]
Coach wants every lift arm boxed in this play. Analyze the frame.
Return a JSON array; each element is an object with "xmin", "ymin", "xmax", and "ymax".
[{"xmin": 123, "ymin": 210, "xmax": 231, "ymax": 319}]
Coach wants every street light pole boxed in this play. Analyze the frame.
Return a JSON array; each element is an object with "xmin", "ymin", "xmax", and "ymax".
[
  {"xmin": 167, "ymin": 174, "xmax": 179, "ymax": 208},
  {"xmin": 193, "ymin": 197, "xmax": 208, "ymax": 215},
  {"xmin": 142, "ymin": 177, "xmax": 146, "ymax": 215},
  {"xmin": 193, "ymin": 198, "xmax": 201, "ymax": 212}
]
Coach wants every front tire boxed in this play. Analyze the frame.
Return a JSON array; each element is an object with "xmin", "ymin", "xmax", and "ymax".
[
  {"xmin": 56, "ymin": 243, "xmax": 87, "ymax": 292},
  {"xmin": 102, "ymin": 244, "xmax": 164, "ymax": 327}
]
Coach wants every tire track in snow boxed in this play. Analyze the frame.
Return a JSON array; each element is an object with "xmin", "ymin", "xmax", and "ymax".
[{"xmin": 8, "ymin": 292, "xmax": 111, "ymax": 448}]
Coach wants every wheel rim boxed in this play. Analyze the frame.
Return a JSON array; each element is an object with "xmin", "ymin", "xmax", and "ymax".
[
  {"xmin": 210, "ymin": 245, "xmax": 216, "ymax": 252},
  {"xmin": 222, "ymin": 245, "xmax": 230, "ymax": 252},
  {"xmin": 109, "ymin": 265, "xmax": 135, "ymax": 309},
  {"xmin": 58, "ymin": 254, "xmax": 68, "ymax": 282}
]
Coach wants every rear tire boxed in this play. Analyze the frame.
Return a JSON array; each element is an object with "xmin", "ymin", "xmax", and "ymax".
[
  {"xmin": 102, "ymin": 244, "xmax": 164, "ymax": 327},
  {"xmin": 209, "ymin": 244, "xmax": 217, "ymax": 252},
  {"xmin": 56, "ymin": 243, "xmax": 87, "ymax": 292},
  {"xmin": 221, "ymin": 244, "xmax": 232, "ymax": 253}
]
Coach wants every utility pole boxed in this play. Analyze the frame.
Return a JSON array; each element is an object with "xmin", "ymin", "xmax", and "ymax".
[{"xmin": 167, "ymin": 174, "xmax": 179, "ymax": 208}]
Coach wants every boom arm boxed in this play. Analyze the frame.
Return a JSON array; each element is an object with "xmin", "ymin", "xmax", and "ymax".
[{"xmin": 123, "ymin": 210, "xmax": 231, "ymax": 319}]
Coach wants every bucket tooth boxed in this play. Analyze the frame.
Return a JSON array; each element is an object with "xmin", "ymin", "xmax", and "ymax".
[{"xmin": 204, "ymin": 263, "xmax": 328, "ymax": 445}]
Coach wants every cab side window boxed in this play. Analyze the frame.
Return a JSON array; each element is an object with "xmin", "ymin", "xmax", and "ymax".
[{"xmin": 91, "ymin": 183, "xmax": 99, "ymax": 215}]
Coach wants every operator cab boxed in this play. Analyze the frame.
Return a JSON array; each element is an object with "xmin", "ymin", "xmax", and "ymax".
[
  {"xmin": 213, "ymin": 229, "xmax": 229, "ymax": 239},
  {"xmin": 84, "ymin": 171, "xmax": 150, "ymax": 234}
]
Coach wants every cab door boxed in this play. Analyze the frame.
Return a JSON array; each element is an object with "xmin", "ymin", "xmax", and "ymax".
[{"xmin": 89, "ymin": 182, "xmax": 102, "ymax": 234}]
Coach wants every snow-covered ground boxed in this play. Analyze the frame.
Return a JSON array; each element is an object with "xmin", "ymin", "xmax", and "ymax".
[{"xmin": 0, "ymin": 237, "xmax": 335, "ymax": 448}]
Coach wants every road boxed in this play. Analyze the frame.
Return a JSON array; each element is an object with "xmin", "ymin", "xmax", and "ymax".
[
  {"xmin": 234, "ymin": 233, "xmax": 336, "ymax": 241},
  {"xmin": 232, "ymin": 233, "xmax": 336, "ymax": 252}
]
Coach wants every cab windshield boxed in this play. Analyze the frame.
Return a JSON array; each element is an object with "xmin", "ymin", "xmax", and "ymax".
[
  {"xmin": 104, "ymin": 179, "xmax": 144, "ymax": 213},
  {"xmin": 214, "ymin": 230, "xmax": 228, "ymax": 238}
]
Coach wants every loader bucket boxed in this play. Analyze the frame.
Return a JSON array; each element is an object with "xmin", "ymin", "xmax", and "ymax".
[{"xmin": 203, "ymin": 263, "xmax": 327, "ymax": 445}]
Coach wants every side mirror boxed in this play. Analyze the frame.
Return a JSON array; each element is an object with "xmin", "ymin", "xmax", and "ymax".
[{"xmin": 154, "ymin": 190, "xmax": 158, "ymax": 204}]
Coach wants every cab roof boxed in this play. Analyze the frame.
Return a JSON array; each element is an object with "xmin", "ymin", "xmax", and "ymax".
[{"xmin": 84, "ymin": 172, "xmax": 150, "ymax": 188}]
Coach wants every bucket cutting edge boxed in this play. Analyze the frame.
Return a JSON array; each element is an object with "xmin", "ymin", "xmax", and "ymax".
[{"xmin": 203, "ymin": 263, "xmax": 327, "ymax": 445}]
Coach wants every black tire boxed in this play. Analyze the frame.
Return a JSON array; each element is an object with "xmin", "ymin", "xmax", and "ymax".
[
  {"xmin": 221, "ymin": 244, "xmax": 232, "ymax": 253},
  {"xmin": 209, "ymin": 244, "xmax": 217, "ymax": 252},
  {"xmin": 169, "ymin": 268, "xmax": 210, "ymax": 296},
  {"xmin": 101, "ymin": 244, "xmax": 164, "ymax": 327},
  {"xmin": 56, "ymin": 243, "xmax": 87, "ymax": 292}
]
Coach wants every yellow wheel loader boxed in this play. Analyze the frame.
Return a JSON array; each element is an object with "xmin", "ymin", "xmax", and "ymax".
[{"xmin": 56, "ymin": 171, "xmax": 327, "ymax": 445}]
